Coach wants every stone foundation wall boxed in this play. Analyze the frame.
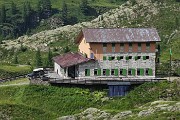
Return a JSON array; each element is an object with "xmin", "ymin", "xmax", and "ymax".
[
  {"xmin": 79, "ymin": 53, "xmax": 156, "ymax": 78},
  {"xmin": 29, "ymin": 78, "xmax": 50, "ymax": 85}
]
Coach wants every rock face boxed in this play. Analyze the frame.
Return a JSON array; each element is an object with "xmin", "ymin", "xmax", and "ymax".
[
  {"xmin": 57, "ymin": 101, "xmax": 180, "ymax": 120},
  {"xmin": 57, "ymin": 108, "xmax": 111, "ymax": 120},
  {"xmin": 112, "ymin": 111, "xmax": 132, "ymax": 120},
  {"xmin": 3, "ymin": 0, "xmax": 160, "ymax": 51}
]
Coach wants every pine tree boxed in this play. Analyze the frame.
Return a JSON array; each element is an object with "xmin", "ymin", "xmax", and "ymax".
[
  {"xmin": 10, "ymin": 1, "xmax": 17, "ymax": 15},
  {"xmin": 62, "ymin": 0, "xmax": 68, "ymax": 24},
  {"xmin": 46, "ymin": 48, "xmax": 53, "ymax": 67},
  {"xmin": 1, "ymin": 4, "xmax": 6, "ymax": 23},
  {"xmin": 80, "ymin": 0, "xmax": 89, "ymax": 15},
  {"xmin": 37, "ymin": 0, "xmax": 42, "ymax": 20},
  {"xmin": 22, "ymin": 2, "xmax": 27, "ymax": 31},
  {"xmin": 175, "ymin": 17, "xmax": 179, "ymax": 30},
  {"xmin": 35, "ymin": 48, "xmax": 43, "ymax": 67},
  {"xmin": 13, "ymin": 53, "xmax": 19, "ymax": 64},
  {"xmin": 40, "ymin": 0, "xmax": 52, "ymax": 18}
]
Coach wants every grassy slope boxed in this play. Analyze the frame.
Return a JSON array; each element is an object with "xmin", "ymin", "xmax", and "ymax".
[
  {"xmin": 0, "ymin": 0, "xmax": 123, "ymax": 8},
  {"xmin": 0, "ymin": 81, "xmax": 179, "ymax": 119},
  {"xmin": 0, "ymin": 64, "xmax": 31, "ymax": 78}
]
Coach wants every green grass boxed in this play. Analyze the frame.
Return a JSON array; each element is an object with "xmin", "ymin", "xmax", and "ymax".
[
  {"xmin": 102, "ymin": 81, "xmax": 180, "ymax": 111},
  {"xmin": 1, "ymin": 78, "xmax": 29, "ymax": 85},
  {"xmin": 0, "ymin": 64, "xmax": 31, "ymax": 78},
  {"xmin": 0, "ymin": 80, "xmax": 179, "ymax": 119},
  {"xmin": 0, "ymin": 0, "xmax": 123, "ymax": 8}
]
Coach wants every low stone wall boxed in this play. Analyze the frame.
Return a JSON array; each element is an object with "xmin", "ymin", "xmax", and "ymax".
[{"xmin": 29, "ymin": 78, "xmax": 50, "ymax": 86}]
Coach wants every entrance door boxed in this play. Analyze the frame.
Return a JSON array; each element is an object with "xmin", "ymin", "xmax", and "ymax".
[{"xmin": 68, "ymin": 66, "xmax": 75, "ymax": 78}]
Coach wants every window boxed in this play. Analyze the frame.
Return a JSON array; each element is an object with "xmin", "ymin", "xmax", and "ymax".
[
  {"xmin": 146, "ymin": 43, "xmax": 150, "ymax": 52},
  {"xmin": 126, "ymin": 56, "xmax": 129, "ymax": 60},
  {"xmin": 145, "ymin": 68, "xmax": 149, "ymax": 76},
  {"xmin": 103, "ymin": 56, "xmax": 107, "ymax": 60},
  {"xmin": 137, "ymin": 69, "xmax": 140, "ymax": 76},
  {"xmin": 120, "ymin": 56, "xmax": 124, "ymax": 60},
  {"xmin": 135, "ymin": 56, "xmax": 141, "ymax": 60},
  {"xmin": 103, "ymin": 43, "xmax": 107, "ymax": 47},
  {"xmin": 128, "ymin": 69, "xmax": 135, "ymax": 76},
  {"xmin": 85, "ymin": 69, "xmax": 90, "ymax": 76},
  {"xmin": 122, "ymin": 69, "xmax": 127, "ymax": 76},
  {"xmin": 103, "ymin": 43, "xmax": 107, "ymax": 53},
  {"xmin": 94, "ymin": 69, "xmax": 98, "ymax": 76},
  {"xmin": 103, "ymin": 69, "xmax": 106, "ymax": 76},
  {"xmin": 138, "ymin": 43, "xmax": 141, "ymax": 52},
  {"xmin": 98, "ymin": 69, "xmax": 101, "ymax": 76},
  {"xmin": 137, "ymin": 68, "xmax": 144, "ymax": 76},
  {"xmin": 129, "ymin": 56, "xmax": 132, "ymax": 59},
  {"xmin": 128, "ymin": 69, "xmax": 132, "ymax": 75},
  {"xmin": 117, "ymin": 56, "xmax": 123, "ymax": 60},
  {"xmin": 120, "ymin": 43, "xmax": 124, "ymax": 52},
  {"xmin": 108, "ymin": 56, "xmax": 112, "ymax": 61},
  {"xmin": 109, "ymin": 56, "xmax": 115, "ymax": 61},
  {"xmin": 90, "ymin": 53, "xmax": 94, "ymax": 59},
  {"xmin": 112, "ymin": 56, "xmax": 115, "ymax": 60},
  {"xmin": 120, "ymin": 69, "xmax": 123, "ymax": 75},
  {"xmin": 112, "ymin": 43, "xmax": 115, "ymax": 52},
  {"xmin": 145, "ymin": 68, "xmax": 153, "ymax": 76},
  {"xmin": 106, "ymin": 69, "xmax": 110, "ymax": 76},
  {"xmin": 111, "ymin": 69, "xmax": 115, "ymax": 75},
  {"xmin": 129, "ymin": 43, "xmax": 132, "ymax": 52},
  {"xmin": 143, "ymin": 56, "xmax": 149, "ymax": 60}
]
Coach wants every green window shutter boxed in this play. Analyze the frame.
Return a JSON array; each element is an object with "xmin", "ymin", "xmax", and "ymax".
[
  {"xmin": 122, "ymin": 69, "xmax": 127, "ymax": 76},
  {"xmin": 115, "ymin": 69, "xmax": 118, "ymax": 76},
  {"xmin": 85, "ymin": 69, "xmax": 90, "ymax": 76},
  {"xmin": 98, "ymin": 69, "xmax": 101, "ymax": 76},
  {"xmin": 103, "ymin": 56, "xmax": 107, "ymax": 60},
  {"xmin": 148, "ymin": 69, "xmax": 153, "ymax": 76},
  {"xmin": 132, "ymin": 69, "xmax": 136, "ymax": 76},
  {"xmin": 117, "ymin": 56, "xmax": 120, "ymax": 60},
  {"xmin": 106, "ymin": 69, "xmax": 110, "ymax": 76},
  {"xmin": 140, "ymin": 69, "xmax": 144, "ymax": 76},
  {"xmin": 108, "ymin": 57, "xmax": 112, "ymax": 61},
  {"xmin": 126, "ymin": 56, "xmax": 129, "ymax": 60},
  {"xmin": 134, "ymin": 56, "xmax": 138, "ymax": 61},
  {"xmin": 143, "ymin": 56, "xmax": 146, "ymax": 60}
]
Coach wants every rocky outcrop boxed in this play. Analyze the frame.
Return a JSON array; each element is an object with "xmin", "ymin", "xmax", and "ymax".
[
  {"xmin": 57, "ymin": 101, "xmax": 180, "ymax": 120},
  {"xmin": 3, "ymin": 0, "xmax": 160, "ymax": 51}
]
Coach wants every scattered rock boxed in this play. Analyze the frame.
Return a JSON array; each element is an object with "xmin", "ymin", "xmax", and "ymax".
[
  {"xmin": 112, "ymin": 111, "xmax": 132, "ymax": 120},
  {"xmin": 57, "ymin": 116, "xmax": 75, "ymax": 120},
  {"xmin": 138, "ymin": 109, "xmax": 154, "ymax": 117}
]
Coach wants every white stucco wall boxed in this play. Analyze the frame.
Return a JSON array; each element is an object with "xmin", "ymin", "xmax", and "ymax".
[{"xmin": 54, "ymin": 62, "xmax": 64, "ymax": 77}]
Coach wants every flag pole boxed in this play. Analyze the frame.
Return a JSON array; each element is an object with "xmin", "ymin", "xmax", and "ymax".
[{"xmin": 169, "ymin": 47, "xmax": 172, "ymax": 82}]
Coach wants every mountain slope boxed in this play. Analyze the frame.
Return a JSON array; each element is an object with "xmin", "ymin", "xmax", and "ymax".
[
  {"xmin": 3, "ymin": 0, "xmax": 180, "ymax": 61},
  {"xmin": 0, "ymin": 80, "xmax": 179, "ymax": 119}
]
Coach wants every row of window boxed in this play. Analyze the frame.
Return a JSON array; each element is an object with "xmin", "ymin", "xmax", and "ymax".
[
  {"xmin": 103, "ymin": 43, "xmax": 150, "ymax": 53},
  {"xmin": 103, "ymin": 56, "xmax": 150, "ymax": 61},
  {"xmin": 85, "ymin": 68, "xmax": 153, "ymax": 76}
]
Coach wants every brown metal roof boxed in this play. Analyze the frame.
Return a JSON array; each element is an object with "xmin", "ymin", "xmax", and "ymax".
[
  {"xmin": 53, "ymin": 52, "xmax": 92, "ymax": 68},
  {"xmin": 77, "ymin": 28, "xmax": 161, "ymax": 43}
]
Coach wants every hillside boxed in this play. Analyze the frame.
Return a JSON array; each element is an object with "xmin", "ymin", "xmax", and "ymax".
[
  {"xmin": 0, "ymin": 0, "xmax": 125, "ymax": 40},
  {"xmin": 1, "ymin": 0, "xmax": 180, "ymax": 60},
  {"xmin": 0, "ymin": 80, "xmax": 179, "ymax": 119}
]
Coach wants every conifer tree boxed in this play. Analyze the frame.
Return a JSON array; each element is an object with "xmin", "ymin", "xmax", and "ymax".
[
  {"xmin": 80, "ymin": 0, "xmax": 89, "ymax": 15},
  {"xmin": 13, "ymin": 53, "xmax": 19, "ymax": 64},
  {"xmin": 46, "ymin": 48, "xmax": 53, "ymax": 67},
  {"xmin": 35, "ymin": 48, "xmax": 43, "ymax": 67},
  {"xmin": 62, "ymin": 0, "xmax": 68, "ymax": 24},
  {"xmin": 10, "ymin": 1, "xmax": 17, "ymax": 15},
  {"xmin": 0, "ymin": 4, "xmax": 6, "ymax": 23}
]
